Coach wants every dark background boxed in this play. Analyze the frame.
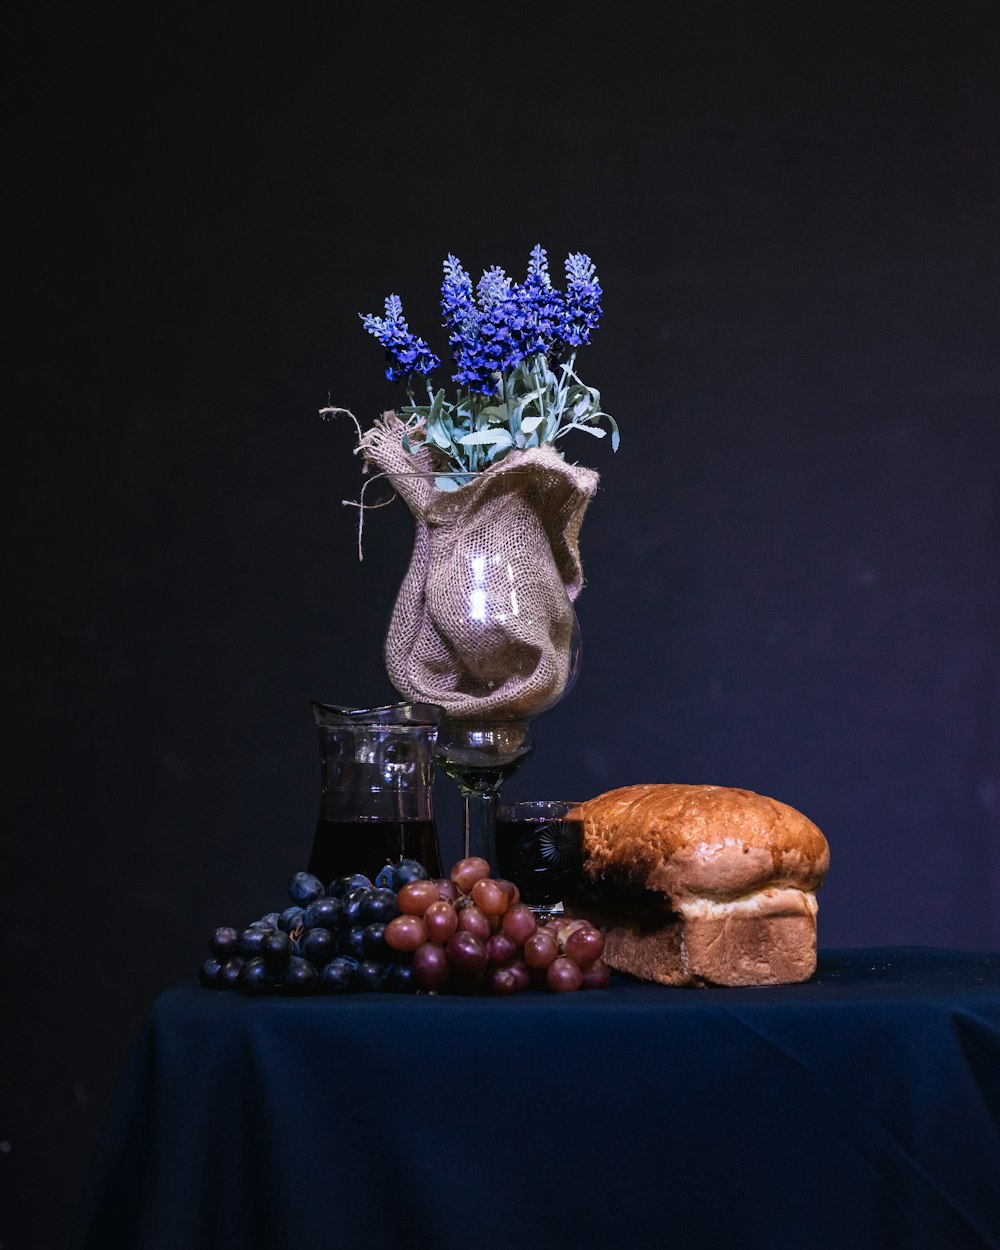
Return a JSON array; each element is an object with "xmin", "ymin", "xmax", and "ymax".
[{"xmin": 4, "ymin": 4, "xmax": 999, "ymax": 1247}]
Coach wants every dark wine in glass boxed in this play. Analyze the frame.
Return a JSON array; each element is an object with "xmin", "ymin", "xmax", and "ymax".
[
  {"xmin": 495, "ymin": 800, "xmax": 583, "ymax": 909},
  {"xmin": 308, "ymin": 818, "xmax": 441, "ymax": 886}
]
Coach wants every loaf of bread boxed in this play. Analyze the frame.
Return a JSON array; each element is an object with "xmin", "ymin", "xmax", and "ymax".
[{"xmin": 566, "ymin": 783, "xmax": 830, "ymax": 987}]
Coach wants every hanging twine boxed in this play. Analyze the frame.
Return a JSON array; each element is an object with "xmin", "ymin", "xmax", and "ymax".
[{"xmin": 319, "ymin": 405, "xmax": 425, "ymax": 561}]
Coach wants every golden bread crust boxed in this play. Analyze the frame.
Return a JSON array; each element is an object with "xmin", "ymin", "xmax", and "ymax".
[
  {"xmin": 567, "ymin": 784, "xmax": 830, "ymax": 987},
  {"xmin": 574, "ymin": 783, "xmax": 829, "ymax": 901}
]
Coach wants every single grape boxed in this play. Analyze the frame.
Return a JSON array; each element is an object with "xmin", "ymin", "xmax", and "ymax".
[
  {"xmin": 248, "ymin": 919, "xmax": 274, "ymax": 931},
  {"xmin": 238, "ymin": 927, "xmax": 269, "ymax": 958},
  {"xmin": 278, "ymin": 906, "xmax": 306, "ymax": 934},
  {"xmin": 344, "ymin": 925, "xmax": 367, "ymax": 961},
  {"xmin": 450, "ymin": 856, "xmax": 492, "ymax": 894},
  {"xmin": 486, "ymin": 964, "xmax": 525, "ymax": 995},
  {"xmin": 360, "ymin": 887, "xmax": 400, "ymax": 926},
  {"xmin": 423, "ymin": 900, "xmax": 458, "ymax": 943},
  {"xmin": 554, "ymin": 919, "xmax": 590, "ymax": 951},
  {"xmin": 471, "ymin": 878, "xmax": 510, "ymax": 917},
  {"xmin": 412, "ymin": 942, "xmax": 450, "ymax": 990},
  {"xmin": 445, "ymin": 931, "xmax": 488, "ymax": 975},
  {"xmin": 393, "ymin": 859, "xmax": 429, "ymax": 889},
  {"xmin": 495, "ymin": 878, "xmax": 521, "ymax": 907},
  {"xmin": 209, "ymin": 926, "xmax": 239, "ymax": 959},
  {"xmin": 319, "ymin": 956, "xmax": 357, "ymax": 993},
  {"xmin": 300, "ymin": 927, "xmax": 337, "ymax": 967},
  {"xmin": 281, "ymin": 956, "xmax": 319, "ymax": 993},
  {"xmin": 499, "ymin": 959, "xmax": 533, "ymax": 992},
  {"xmin": 303, "ymin": 896, "xmax": 343, "ymax": 931},
  {"xmin": 374, "ymin": 864, "xmax": 396, "ymax": 889},
  {"xmin": 485, "ymin": 932, "xmax": 518, "ymax": 965},
  {"xmin": 434, "ymin": 878, "xmax": 461, "ymax": 903},
  {"xmin": 396, "ymin": 880, "xmax": 440, "ymax": 916},
  {"xmin": 385, "ymin": 914, "xmax": 428, "ymax": 952},
  {"xmin": 260, "ymin": 929, "xmax": 293, "ymax": 967},
  {"xmin": 486, "ymin": 965, "xmax": 517, "ymax": 994},
  {"xmin": 580, "ymin": 959, "xmax": 611, "ymax": 990},
  {"xmin": 502, "ymin": 904, "xmax": 537, "ymax": 945},
  {"xmin": 238, "ymin": 956, "xmax": 273, "ymax": 994},
  {"xmin": 217, "ymin": 957, "xmax": 245, "ymax": 988},
  {"xmin": 565, "ymin": 925, "xmax": 605, "ymax": 967},
  {"xmin": 198, "ymin": 957, "xmax": 222, "ymax": 988},
  {"xmin": 356, "ymin": 960, "xmax": 389, "ymax": 991},
  {"xmin": 287, "ymin": 871, "xmax": 325, "ymax": 906},
  {"xmin": 387, "ymin": 963, "xmax": 417, "ymax": 993},
  {"xmin": 340, "ymin": 888, "xmax": 369, "ymax": 927},
  {"xmin": 327, "ymin": 874, "xmax": 373, "ymax": 898},
  {"xmin": 523, "ymin": 930, "xmax": 559, "ymax": 969},
  {"xmin": 547, "ymin": 957, "xmax": 583, "ymax": 993},
  {"xmin": 260, "ymin": 911, "xmax": 282, "ymax": 929},
  {"xmin": 362, "ymin": 922, "xmax": 391, "ymax": 961},
  {"xmin": 456, "ymin": 904, "xmax": 490, "ymax": 942}
]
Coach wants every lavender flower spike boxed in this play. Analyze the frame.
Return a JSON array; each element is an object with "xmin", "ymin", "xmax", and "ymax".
[
  {"xmin": 440, "ymin": 254, "xmax": 496, "ymax": 394},
  {"xmin": 558, "ymin": 252, "xmax": 603, "ymax": 349},
  {"xmin": 360, "ymin": 293, "xmax": 439, "ymax": 384},
  {"xmin": 527, "ymin": 244, "xmax": 551, "ymax": 284},
  {"xmin": 441, "ymin": 254, "xmax": 476, "ymax": 330}
]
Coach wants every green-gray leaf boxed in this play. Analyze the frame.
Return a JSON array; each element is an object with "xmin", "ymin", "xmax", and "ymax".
[{"xmin": 458, "ymin": 429, "xmax": 515, "ymax": 448}]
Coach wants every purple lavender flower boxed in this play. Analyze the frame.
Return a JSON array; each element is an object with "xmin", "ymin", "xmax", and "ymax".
[
  {"xmin": 556, "ymin": 252, "xmax": 603, "ymax": 350},
  {"xmin": 440, "ymin": 255, "xmax": 476, "ymax": 333},
  {"xmin": 351, "ymin": 245, "xmax": 614, "ymax": 475},
  {"xmin": 360, "ymin": 294, "xmax": 440, "ymax": 384},
  {"xmin": 474, "ymin": 265, "xmax": 530, "ymax": 378},
  {"xmin": 366, "ymin": 246, "xmax": 604, "ymax": 400},
  {"xmin": 441, "ymin": 255, "xmax": 497, "ymax": 394},
  {"xmin": 516, "ymin": 245, "xmax": 565, "ymax": 360}
]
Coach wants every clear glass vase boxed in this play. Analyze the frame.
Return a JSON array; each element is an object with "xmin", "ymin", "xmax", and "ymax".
[
  {"xmin": 306, "ymin": 700, "xmax": 444, "ymax": 885},
  {"xmin": 381, "ymin": 461, "xmax": 585, "ymax": 873}
]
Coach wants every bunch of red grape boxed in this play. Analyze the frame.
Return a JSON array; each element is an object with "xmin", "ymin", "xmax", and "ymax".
[{"xmin": 386, "ymin": 855, "xmax": 610, "ymax": 994}]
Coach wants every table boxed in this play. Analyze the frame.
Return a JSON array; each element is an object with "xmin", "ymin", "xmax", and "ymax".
[{"xmin": 70, "ymin": 947, "xmax": 1000, "ymax": 1250}]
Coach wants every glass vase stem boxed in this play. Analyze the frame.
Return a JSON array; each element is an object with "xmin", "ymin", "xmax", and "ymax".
[{"xmin": 461, "ymin": 789, "xmax": 498, "ymax": 867}]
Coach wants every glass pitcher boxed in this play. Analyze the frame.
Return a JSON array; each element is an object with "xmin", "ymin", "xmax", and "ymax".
[{"xmin": 306, "ymin": 700, "xmax": 444, "ymax": 886}]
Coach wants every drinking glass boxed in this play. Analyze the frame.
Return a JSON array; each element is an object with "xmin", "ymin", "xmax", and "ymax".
[{"xmin": 306, "ymin": 700, "xmax": 444, "ymax": 885}]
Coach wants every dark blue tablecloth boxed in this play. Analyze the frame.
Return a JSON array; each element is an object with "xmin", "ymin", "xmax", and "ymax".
[{"xmin": 70, "ymin": 947, "xmax": 1000, "ymax": 1250}]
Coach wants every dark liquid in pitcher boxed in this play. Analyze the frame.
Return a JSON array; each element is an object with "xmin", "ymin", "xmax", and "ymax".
[
  {"xmin": 307, "ymin": 818, "xmax": 441, "ymax": 887},
  {"xmin": 495, "ymin": 815, "xmax": 584, "ymax": 906}
]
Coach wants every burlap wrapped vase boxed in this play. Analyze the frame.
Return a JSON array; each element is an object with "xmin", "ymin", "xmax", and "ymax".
[{"xmin": 359, "ymin": 414, "xmax": 600, "ymax": 721}]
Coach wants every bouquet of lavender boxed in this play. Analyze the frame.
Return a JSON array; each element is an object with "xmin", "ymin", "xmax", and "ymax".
[
  {"xmin": 325, "ymin": 246, "xmax": 612, "ymax": 725},
  {"xmin": 356, "ymin": 245, "xmax": 617, "ymax": 487}
]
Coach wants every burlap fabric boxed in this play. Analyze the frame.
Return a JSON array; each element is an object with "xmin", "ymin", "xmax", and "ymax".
[{"xmin": 359, "ymin": 414, "xmax": 599, "ymax": 720}]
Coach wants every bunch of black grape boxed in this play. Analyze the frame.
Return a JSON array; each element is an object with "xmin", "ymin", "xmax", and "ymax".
[{"xmin": 198, "ymin": 860, "xmax": 431, "ymax": 995}]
